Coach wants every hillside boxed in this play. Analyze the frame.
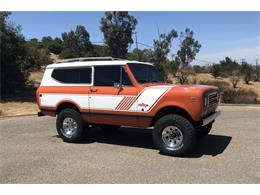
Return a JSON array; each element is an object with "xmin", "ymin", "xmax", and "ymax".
[{"xmin": 1, "ymin": 69, "xmax": 259, "ymax": 117}]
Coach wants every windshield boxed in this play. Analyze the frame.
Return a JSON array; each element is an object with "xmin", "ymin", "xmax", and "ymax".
[{"xmin": 128, "ymin": 63, "xmax": 164, "ymax": 84}]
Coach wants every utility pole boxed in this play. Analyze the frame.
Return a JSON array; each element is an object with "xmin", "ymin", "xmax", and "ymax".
[
  {"xmin": 241, "ymin": 58, "xmax": 246, "ymax": 65},
  {"xmin": 134, "ymin": 32, "xmax": 138, "ymax": 50},
  {"xmin": 256, "ymin": 58, "xmax": 258, "ymax": 66}
]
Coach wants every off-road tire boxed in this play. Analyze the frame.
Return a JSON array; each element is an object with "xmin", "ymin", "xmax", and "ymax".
[
  {"xmin": 56, "ymin": 108, "xmax": 85, "ymax": 143},
  {"xmin": 153, "ymin": 114, "xmax": 196, "ymax": 156}
]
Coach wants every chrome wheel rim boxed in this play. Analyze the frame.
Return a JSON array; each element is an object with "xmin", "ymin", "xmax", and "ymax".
[
  {"xmin": 62, "ymin": 117, "xmax": 77, "ymax": 138},
  {"xmin": 161, "ymin": 126, "xmax": 183, "ymax": 148}
]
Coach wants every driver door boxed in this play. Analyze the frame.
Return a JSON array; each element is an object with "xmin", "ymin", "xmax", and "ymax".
[{"xmin": 88, "ymin": 65, "xmax": 138, "ymax": 126}]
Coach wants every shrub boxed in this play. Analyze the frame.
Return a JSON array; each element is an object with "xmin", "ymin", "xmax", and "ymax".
[
  {"xmin": 241, "ymin": 63, "xmax": 253, "ymax": 84},
  {"xmin": 198, "ymin": 80, "xmax": 230, "ymax": 93},
  {"xmin": 222, "ymin": 88, "xmax": 258, "ymax": 104},
  {"xmin": 230, "ymin": 71, "xmax": 240, "ymax": 88},
  {"xmin": 210, "ymin": 64, "xmax": 221, "ymax": 78},
  {"xmin": 176, "ymin": 68, "xmax": 194, "ymax": 84}
]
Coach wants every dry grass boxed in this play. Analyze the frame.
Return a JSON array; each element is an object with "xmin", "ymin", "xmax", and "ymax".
[
  {"xmin": 0, "ymin": 102, "xmax": 38, "ymax": 117},
  {"xmin": 172, "ymin": 73, "xmax": 260, "ymax": 99}
]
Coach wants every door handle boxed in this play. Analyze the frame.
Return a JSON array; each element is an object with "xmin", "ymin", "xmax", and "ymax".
[{"xmin": 90, "ymin": 88, "xmax": 98, "ymax": 92}]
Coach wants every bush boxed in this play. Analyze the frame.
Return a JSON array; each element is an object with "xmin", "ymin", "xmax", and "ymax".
[
  {"xmin": 230, "ymin": 71, "xmax": 240, "ymax": 88},
  {"xmin": 222, "ymin": 88, "xmax": 258, "ymax": 104},
  {"xmin": 198, "ymin": 80, "xmax": 230, "ymax": 93},
  {"xmin": 176, "ymin": 68, "xmax": 194, "ymax": 84},
  {"xmin": 210, "ymin": 64, "xmax": 221, "ymax": 78}
]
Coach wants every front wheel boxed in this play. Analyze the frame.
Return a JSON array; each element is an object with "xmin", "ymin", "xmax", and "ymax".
[
  {"xmin": 56, "ymin": 108, "xmax": 85, "ymax": 143},
  {"xmin": 153, "ymin": 114, "xmax": 196, "ymax": 156}
]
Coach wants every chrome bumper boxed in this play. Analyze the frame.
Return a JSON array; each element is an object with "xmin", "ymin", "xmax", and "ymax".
[{"xmin": 202, "ymin": 110, "xmax": 221, "ymax": 126}]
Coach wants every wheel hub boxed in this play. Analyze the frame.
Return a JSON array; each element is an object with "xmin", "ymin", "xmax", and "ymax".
[
  {"xmin": 62, "ymin": 117, "xmax": 78, "ymax": 138},
  {"xmin": 161, "ymin": 125, "xmax": 183, "ymax": 148}
]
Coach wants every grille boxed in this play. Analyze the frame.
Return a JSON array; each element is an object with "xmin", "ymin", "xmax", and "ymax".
[
  {"xmin": 208, "ymin": 91, "xmax": 218, "ymax": 106},
  {"xmin": 205, "ymin": 91, "xmax": 219, "ymax": 114}
]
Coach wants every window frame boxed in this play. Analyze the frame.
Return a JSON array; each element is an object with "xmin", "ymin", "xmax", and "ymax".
[{"xmin": 51, "ymin": 66, "xmax": 93, "ymax": 86}]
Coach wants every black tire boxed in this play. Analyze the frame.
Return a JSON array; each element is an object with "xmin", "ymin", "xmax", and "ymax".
[
  {"xmin": 56, "ymin": 108, "xmax": 85, "ymax": 143},
  {"xmin": 197, "ymin": 123, "xmax": 213, "ymax": 138},
  {"xmin": 153, "ymin": 114, "xmax": 196, "ymax": 156},
  {"xmin": 100, "ymin": 125, "xmax": 120, "ymax": 132}
]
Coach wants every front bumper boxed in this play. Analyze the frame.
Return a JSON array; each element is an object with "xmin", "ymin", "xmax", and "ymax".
[{"xmin": 202, "ymin": 110, "xmax": 221, "ymax": 126}]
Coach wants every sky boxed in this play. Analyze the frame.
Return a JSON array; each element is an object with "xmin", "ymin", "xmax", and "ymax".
[{"xmin": 9, "ymin": 11, "xmax": 260, "ymax": 65}]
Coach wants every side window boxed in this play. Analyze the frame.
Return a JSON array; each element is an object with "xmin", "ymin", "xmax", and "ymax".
[
  {"xmin": 94, "ymin": 66, "xmax": 120, "ymax": 86},
  {"xmin": 52, "ymin": 67, "xmax": 92, "ymax": 84}
]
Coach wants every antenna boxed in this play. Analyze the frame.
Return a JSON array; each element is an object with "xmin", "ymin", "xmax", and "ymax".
[{"xmin": 134, "ymin": 32, "xmax": 138, "ymax": 49}]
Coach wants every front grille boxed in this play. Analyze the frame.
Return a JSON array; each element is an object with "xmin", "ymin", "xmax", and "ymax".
[
  {"xmin": 208, "ymin": 91, "xmax": 218, "ymax": 106},
  {"xmin": 205, "ymin": 91, "xmax": 219, "ymax": 114}
]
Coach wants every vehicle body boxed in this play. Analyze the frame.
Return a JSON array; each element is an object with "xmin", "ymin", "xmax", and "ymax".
[{"xmin": 36, "ymin": 57, "xmax": 221, "ymax": 156}]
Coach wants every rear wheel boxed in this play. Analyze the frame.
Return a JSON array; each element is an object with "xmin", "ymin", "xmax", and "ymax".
[
  {"xmin": 153, "ymin": 114, "xmax": 196, "ymax": 156},
  {"xmin": 56, "ymin": 108, "xmax": 85, "ymax": 143}
]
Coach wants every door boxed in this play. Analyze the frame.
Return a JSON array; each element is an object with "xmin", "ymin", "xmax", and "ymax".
[{"xmin": 88, "ymin": 65, "xmax": 138, "ymax": 126}]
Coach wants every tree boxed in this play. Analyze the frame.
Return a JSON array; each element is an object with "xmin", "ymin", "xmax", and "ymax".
[
  {"xmin": 230, "ymin": 71, "xmax": 240, "ymax": 88},
  {"xmin": 61, "ymin": 25, "xmax": 92, "ymax": 58},
  {"xmin": 1, "ymin": 12, "xmax": 27, "ymax": 95},
  {"xmin": 153, "ymin": 29, "xmax": 178, "ymax": 80},
  {"xmin": 254, "ymin": 65, "xmax": 260, "ymax": 82},
  {"xmin": 177, "ymin": 28, "xmax": 201, "ymax": 67},
  {"xmin": 127, "ymin": 48, "xmax": 154, "ymax": 62},
  {"xmin": 100, "ymin": 11, "xmax": 137, "ymax": 58},
  {"xmin": 211, "ymin": 64, "xmax": 221, "ymax": 78},
  {"xmin": 241, "ymin": 62, "xmax": 253, "ymax": 84},
  {"xmin": 219, "ymin": 57, "xmax": 240, "ymax": 76}
]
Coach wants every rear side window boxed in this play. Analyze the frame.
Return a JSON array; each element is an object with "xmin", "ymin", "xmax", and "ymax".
[
  {"xmin": 52, "ymin": 67, "xmax": 92, "ymax": 84},
  {"xmin": 94, "ymin": 66, "xmax": 132, "ymax": 86}
]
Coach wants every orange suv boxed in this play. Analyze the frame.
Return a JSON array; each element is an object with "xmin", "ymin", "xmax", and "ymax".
[{"xmin": 36, "ymin": 57, "xmax": 220, "ymax": 156}]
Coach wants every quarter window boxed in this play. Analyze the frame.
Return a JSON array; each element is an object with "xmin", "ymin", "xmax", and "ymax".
[{"xmin": 52, "ymin": 67, "xmax": 92, "ymax": 84}]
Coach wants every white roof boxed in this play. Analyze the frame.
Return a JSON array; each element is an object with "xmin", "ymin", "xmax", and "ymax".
[{"xmin": 47, "ymin": 60, "xmax": 154, "ymax": 68}]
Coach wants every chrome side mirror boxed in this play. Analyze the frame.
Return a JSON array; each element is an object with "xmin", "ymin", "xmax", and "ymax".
[{"xmin": 113, "ymin": 82, "xmax": 123, "ymax": 89}]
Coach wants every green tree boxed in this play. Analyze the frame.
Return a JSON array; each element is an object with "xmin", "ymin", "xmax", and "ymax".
[
  {"xmin": 0, "ymin": 12, "xmax": 27, "ymax": 95},
  {"xmin": 254, "ymin": 65, "xmax": 260, "ymax": 82},
  {"xmin": 219, "ymin": 57, "xmax": 240, "ymax": 75},
  {"xmin": 241, "ymin": 62, "xmax": 253, "ymax": 84},
  {"xmin": 153, "ymin": 29, "xmax": 178, "ymax": 80},
  {"xmin": 211, "ymin": 64, "xmax": 221, "ymax": 78},
  {"xmin": 60, "ymin": 25, "xmax": 92, "ymax": 58},
  {"xmin": 177, "ymin": 28, "xmax": 201, "ymax": 67},
  {"xmin": 100, "ymin": 11, "xmax": 137, "ymax": 58},
  {"xmin": 92, "ymin": 44, "xmax": 110, "ymax": 57},
  {"xmin": 127, "ymin": 48, "xmax": 154, "ymax": 62}
]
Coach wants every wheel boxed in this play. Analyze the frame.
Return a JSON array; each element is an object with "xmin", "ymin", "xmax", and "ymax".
[
  {"xmin": 56, "ymin": 108, "xmax": 85, "ymax": 143},
  {"xmin": 197, "ymin": 123, "xmax": 213, "ymax": 138},
  {"xmin": 152, "ymin": 114, "xmax": 196, "ymax": 156},
  {"xmin": 100, "ymin": 125, "xmax": 120, "ymax": 132}
]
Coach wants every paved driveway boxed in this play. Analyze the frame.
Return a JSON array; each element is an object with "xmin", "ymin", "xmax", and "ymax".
[{"xmin": 0, "ymin": 106, "xmax": 259, "ymax": 183}]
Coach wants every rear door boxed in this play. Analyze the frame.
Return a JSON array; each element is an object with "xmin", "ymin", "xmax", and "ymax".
[{"xmin": 88, "ymin": 65, "xmax": 138, "ymax": 126}]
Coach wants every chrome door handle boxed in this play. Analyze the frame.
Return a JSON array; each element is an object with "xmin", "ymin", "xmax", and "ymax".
[{"xmin": 90, "ymin": 88, "xmax": 98, "ymax": 92}]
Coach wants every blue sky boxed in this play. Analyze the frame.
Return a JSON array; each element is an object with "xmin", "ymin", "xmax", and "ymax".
[{"xmin": 9, "ymin": 11, "xmax": 260, "ymax": 65}]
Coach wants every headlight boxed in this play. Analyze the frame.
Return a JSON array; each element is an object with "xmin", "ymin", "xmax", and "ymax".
[{"xmin": 204, "ymin": 95, "xmax": 208, "ymax": 107}]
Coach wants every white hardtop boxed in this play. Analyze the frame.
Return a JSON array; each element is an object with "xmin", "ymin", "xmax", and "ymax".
[{"xmin": 47, "ymin": 60, "xmax": 154, "ymax": 69}]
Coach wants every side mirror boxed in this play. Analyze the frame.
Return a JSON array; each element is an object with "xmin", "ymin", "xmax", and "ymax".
[{"xmin": 113, "ymin": 82, "xmax": 123, "ymax": 89}]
